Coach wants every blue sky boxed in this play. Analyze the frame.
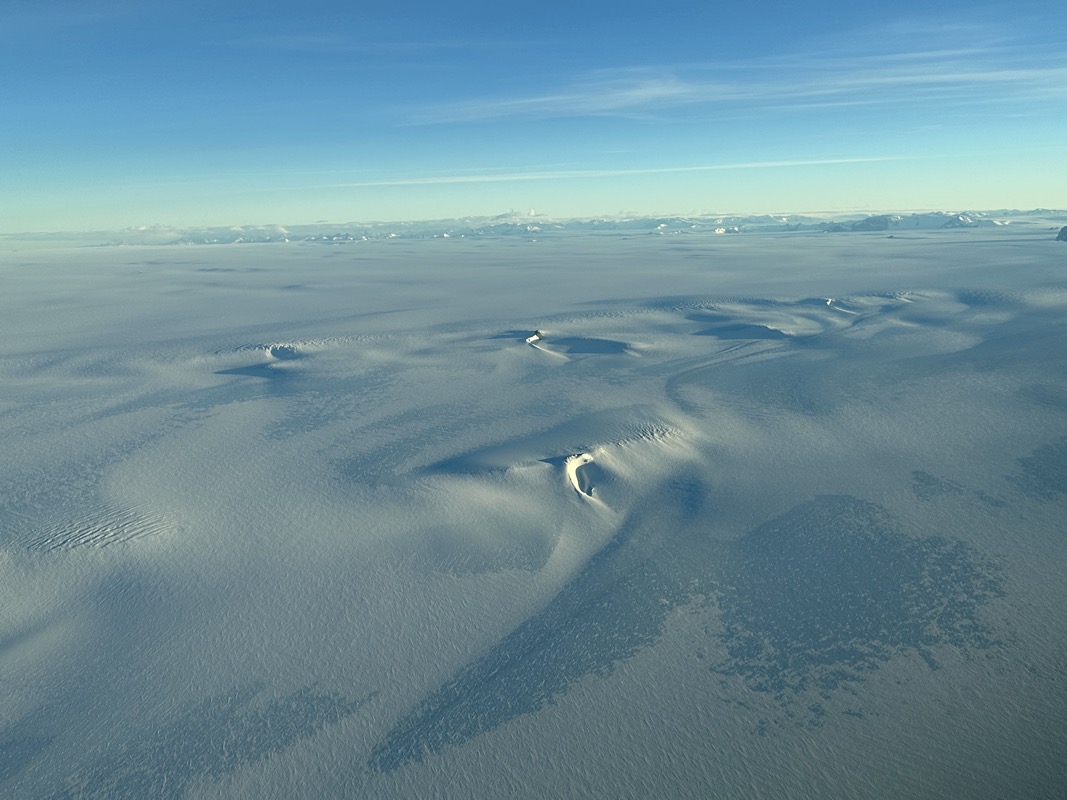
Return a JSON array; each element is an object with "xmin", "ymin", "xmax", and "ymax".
[{"xmin": 3, "ymin": 0, "xmax": 1065, "ymax": 231}]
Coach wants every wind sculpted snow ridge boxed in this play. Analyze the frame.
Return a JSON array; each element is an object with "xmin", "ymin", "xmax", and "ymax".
[{"xmin": 20, "ymin": 504, "xmax": 176, "ymax": 552}]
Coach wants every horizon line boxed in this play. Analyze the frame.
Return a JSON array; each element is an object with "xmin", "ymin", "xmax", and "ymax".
[{"xmin": 3, "ymin": 206, "xmax": 1066, "ymax": 240}]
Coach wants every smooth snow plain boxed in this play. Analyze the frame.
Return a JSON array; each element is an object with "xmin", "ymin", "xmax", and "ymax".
[{"xmin": 2, "ymin": 218, "xmax": 1066, "ymax": 798}]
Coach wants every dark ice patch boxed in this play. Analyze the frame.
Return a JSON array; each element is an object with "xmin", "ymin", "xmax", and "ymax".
[
  {"xmin": 1018, "ymin": 383, "xmax": 1067, "ymax": 412},
  {"xmin": 49, "ymin": 686, "xmax": 370, "ymax": 800},
  {"xmin": 369, "ymin": 491, "xmax": 1005, "ymax": 767},
  {"xmin": 1008, "ymin": 437, "xmax": 1067, "ymax": 499},
  {"xmin": 955, "ymin": 289, "xmax": 1016, "ymax": 308},
  {"xmin": 714, "ymin": 495, "xmax": 1003, "ymax": 698},
  {"xmin": 912, "ymin": 471, "xmax": 1004, "ymax": 507},
  {"xmin": 0, "ymin": 736, "xmax": 52, "ymax": 785},
  {"xmin": 912, "ymin": 470, "xmax": 965, "ymax": 501},
  {"xmin": 369, "ymin": 479, "xmax": 713, "ymax": 773}
]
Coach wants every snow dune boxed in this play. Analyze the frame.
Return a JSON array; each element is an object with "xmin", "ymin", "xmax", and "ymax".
[{"xmin": 1, "ymin": 221, "xmax": 1066, "ymax": 798}]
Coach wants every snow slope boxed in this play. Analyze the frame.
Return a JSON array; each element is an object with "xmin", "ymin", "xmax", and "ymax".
[{"xmin": 1, "ymin": 224, "xmax": 1065, "ymax": 798}]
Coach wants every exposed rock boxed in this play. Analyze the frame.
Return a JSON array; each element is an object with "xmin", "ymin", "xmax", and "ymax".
[
  {"xmin": 1056, "ymin": 226, "xmax": 1067, "ymax": 241},
  {"xmin": 851, "ymin": 215, "xmax": 891, "ymax": 231}
]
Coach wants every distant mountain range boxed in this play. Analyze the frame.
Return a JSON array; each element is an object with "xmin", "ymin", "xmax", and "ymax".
[{"xmin": 4, "ymin": 210, "xmax": 1066, "ymax": 248}]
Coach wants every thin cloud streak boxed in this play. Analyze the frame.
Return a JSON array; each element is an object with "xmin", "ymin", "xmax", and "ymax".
[
  {"xmin": 309, "ymin": 157, "xmax": 911, "ymax": 190},
  {"xmin": 413, "ymin": 40, "xmax": 1067, "ymax": 123}
]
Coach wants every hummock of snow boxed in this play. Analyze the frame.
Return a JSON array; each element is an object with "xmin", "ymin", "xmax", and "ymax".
[{"xmin": 1, "ymin": 221, "xmax": 1066, "ymax": 798}]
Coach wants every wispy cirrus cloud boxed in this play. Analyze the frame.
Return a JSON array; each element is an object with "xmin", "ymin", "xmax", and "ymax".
[
  {"xmin": 413, "ymin": 34, "xmax": 1067, "ymax": 123},
  {"xmin": 307, "ymin": 156, "xmax": 911, "ymax": 190}
]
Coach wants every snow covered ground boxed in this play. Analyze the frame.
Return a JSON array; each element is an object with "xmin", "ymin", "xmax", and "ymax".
[{"xmin": 2, "ymin": 218, "xmax": 1066, "ymax": 798}]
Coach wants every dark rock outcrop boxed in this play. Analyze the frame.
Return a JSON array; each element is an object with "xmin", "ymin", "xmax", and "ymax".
[
  {"xmin": 1056, "ymin": 226, "xmax": 1067, "ymax": 241},
  {"xmin": 851, "ymin": 215, "xmax": 891, "ymax": 231}
]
